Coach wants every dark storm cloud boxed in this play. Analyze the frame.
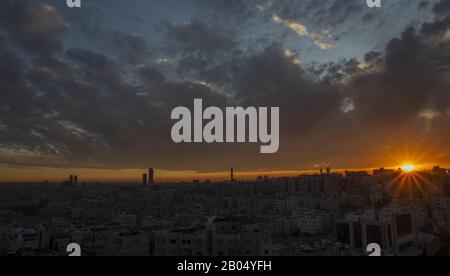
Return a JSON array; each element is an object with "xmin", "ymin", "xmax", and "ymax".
[
  {"xmin": 138, "ymin": 65, "xmax": 166, "ymax": 85},
  {"xmin": 349, "ymin": 28, "xmax": 437, "ymax": 126},
  {"xmin": 66, "ymin": 48, "xmax": 122, "ymax": 86},
  {"xmin": 0, "ymin": 0, "xmax": 449, "ymax": 172},
  {"xmin": 349, "ymin": 22, "xmax": 450, "ymax": 124},
  {"xmin": 231, "ymin": 45, "xmax": 342, "ymax": 135},
  {"xmin": 0, "ymin": 1, "xmax": 233, "ymax": 169},
  {"xmin": 322, "ymin": 14, "xmax": 450, "ymax": 167},
  {"xmin": 110, "ymin": 32, "xmax": 151, "ymax": 64},
  {"xmin": 0, "ymin": 0, "xmax": 68, "ymax": 55},
  {"xmin": 433, "ymin": 0, "xmax": 450, "ymax": 17}
]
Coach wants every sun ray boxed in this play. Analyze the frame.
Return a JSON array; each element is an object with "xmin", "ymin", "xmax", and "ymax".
[
  {"xmin": 386, "ymin": 172, "xmax": 404, "ymax": 189},
  {"xmin": 411, "ymin": 174, "xmax": 431, "ymax": 204},
  {"xmin": 414, "ymin": 173, "xmax": 438, "ymax": 193},
  {"xmin": 394, "ymin": 174, "xmax": 408, "ymax": 198}
]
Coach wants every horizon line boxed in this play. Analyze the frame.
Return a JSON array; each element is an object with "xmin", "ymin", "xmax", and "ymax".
[{"xmin": 0, "ymin": 163, "xmax": 448, "ymax": 184}]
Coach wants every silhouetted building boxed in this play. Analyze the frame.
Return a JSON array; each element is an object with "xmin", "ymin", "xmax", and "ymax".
[
  {"xmin": 149, "ymin": 168, "xmax": 154, "ymax": 184},
  {"xmin": 142, "ymin": 173, "xmax": 148, "ymax": 186},
  {"xmin": 373, "ymin": 168, "xmax": 396, "ymax": 175},
  {"xmin": 63, "ymin": 175, "xmax": 77, "ymax": 188}
]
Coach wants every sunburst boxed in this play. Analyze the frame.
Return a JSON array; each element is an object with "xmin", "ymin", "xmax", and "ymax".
[
  {"xmin": 386, "ymin": 165, "xmax": 437, "ymax": 203},
  {"xmin": 401, "ymin": 164, "xmax": 415, "ymax": 173}
]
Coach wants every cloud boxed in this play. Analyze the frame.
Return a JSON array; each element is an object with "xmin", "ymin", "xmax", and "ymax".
[
  {"xmin": 0, "ymin": 0, "xmax": 449, "ymax": 173},
  {"xmin": 271, "ymin": 15, "xmax": 309, "ymax": 36},
  {"xmin": 325, "ymin": 15, "xmax": 450, "ymax": 167},
  {"xmin": 271, "ymin": 14, "xmax": 336, "ymax": 50},
  {"xmin": 433, "ymin": 0, "xmax": 450, "ymax": 18},
  {"xmin": 110, "ymin": 32, "xmax": 150, "ymax": 64},
  {"xmin": 0, "ymin": 0, "xmax": 69, "ymax": 55}
]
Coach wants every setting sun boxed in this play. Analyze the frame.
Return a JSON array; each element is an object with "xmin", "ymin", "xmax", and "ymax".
[{"xmin": 401, "ymin": 164, "xmax": 416, "ymax": 172}]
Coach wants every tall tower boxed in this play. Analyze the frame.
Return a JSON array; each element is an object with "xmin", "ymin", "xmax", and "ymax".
[
  {"xmin": 230, "ymin": 168, "xmax": 234, "ymax": 181},
  {"xmin": 142, "ymin": 173, "xmax": 148, "ymax": 186},
  {"xmin": 148, "ymin": 168, "xmax": 154, "ymax": 184}
]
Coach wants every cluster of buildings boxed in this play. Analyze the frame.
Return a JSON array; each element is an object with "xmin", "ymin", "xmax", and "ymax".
[
  {"xmin": 62, "ymin": 175, "xmax": 79, "ymax": 188},
  {"xmin": 154, "ymin": 216, "xmax": 271, "ymax": 256},
  {"xmin": 0, "ymin": 166, "xmax": 450, "ymax": 256},
  {"xmin": 142, "ymin": 168, "xmax": 155, "ymax": 187}
]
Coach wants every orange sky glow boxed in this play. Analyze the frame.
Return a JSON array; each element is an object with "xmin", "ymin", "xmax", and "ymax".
[{"xmin": 0, "ymin": 162, "xmax": 447, "ymax": 183}]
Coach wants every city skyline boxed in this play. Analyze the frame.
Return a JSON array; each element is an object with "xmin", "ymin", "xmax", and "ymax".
[
  {"xmin": 0, "ymin": 162, "xmax": 448, "ymax": 183},
  {"xmin": 1, "ymin": 157, "xmax": 449, "ymax": 256}
]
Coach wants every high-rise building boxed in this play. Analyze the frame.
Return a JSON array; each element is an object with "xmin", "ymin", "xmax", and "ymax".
[
  {"xmin": 149, "ymin": 168, "xmax": 154, "ymax": 184},
  {"xmin": 231, "ymin": 168, "xmax": 234, "ymax": 181},
  {"xmin": 142, "ymin": 173, "xmax": 148, "ymax": 186},
  {"xmin": 336, "ymin": 207, "xmax": 419, "ymax": 256},
  {"xmin": 63, "ymin": 174, "xmax": 77, "ymax": 188},
  {"xmin": 326, "ymin": 167, "xmax": 331, "ymax": 175}
]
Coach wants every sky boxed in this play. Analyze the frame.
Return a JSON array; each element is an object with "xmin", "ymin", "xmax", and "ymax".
[{"xmin": 0, "ymin": 0, "xmax": 449, "ymax": 182}]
